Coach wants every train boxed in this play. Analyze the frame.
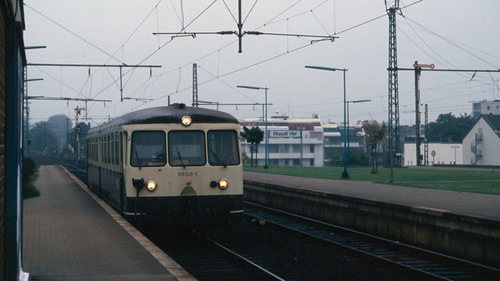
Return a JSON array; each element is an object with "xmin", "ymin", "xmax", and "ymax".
[{"xmin": 86, "ymin": 103, "xmax": 243, "ymax": 224}]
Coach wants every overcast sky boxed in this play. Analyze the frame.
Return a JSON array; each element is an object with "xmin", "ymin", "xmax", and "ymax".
[{"xmin": 24, "ymin": 0, "xmax": 500, "ymax": 127}]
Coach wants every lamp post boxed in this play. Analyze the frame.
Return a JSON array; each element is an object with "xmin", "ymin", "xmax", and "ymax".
[
  {"xmin": 346, "ymin": 99, "xmax": 371, "ymax": 168},
  {"xmin": 237, "ymin": 85, "xmax": 269, "ymax": 168},
  {"xmin": 451, "ymin": 145, "xmax": 459, "ymax": 165},
  {"xmin": 305, "ymin": 65, "xmax": 349, "ymax": 178}
]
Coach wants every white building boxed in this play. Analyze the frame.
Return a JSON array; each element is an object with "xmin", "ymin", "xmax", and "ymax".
[
  {"xmin": 241, "ymin": 115, "xmax": 324, "ymax": 167},
  {"xmin": 404, "ymin": 143, "xmax": 462, "ymax": 166},
  {"xmin": 463, "ymin": 114, "xmax": 500, "ymax": 166},
  {"xmin": 472, "ymin": 100, "xmax": 500, "ymax": 118}
]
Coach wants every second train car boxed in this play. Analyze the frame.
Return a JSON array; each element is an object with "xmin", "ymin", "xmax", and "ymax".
[{"xmin": 86, "ymin": 103, "xmax": 243, "ymax": 224}]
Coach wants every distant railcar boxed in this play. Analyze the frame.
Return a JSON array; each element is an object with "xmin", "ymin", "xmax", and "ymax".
[{"xmin": 86, "ymin": 103, "xmax": 243, "ymax": 224}]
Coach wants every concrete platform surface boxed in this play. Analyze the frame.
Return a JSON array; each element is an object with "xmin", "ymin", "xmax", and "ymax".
[
  {"xmin": 23, "ymin": 165, "xmax": 195, "ymax": 281},
  {"xmin": 244, "ymin": 171, "xmax": 500, "ymax": 222}
]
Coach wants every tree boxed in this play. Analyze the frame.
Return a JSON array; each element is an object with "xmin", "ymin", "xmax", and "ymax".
[
  {"xmin": 240, "ymin": 126, "xmax": 264, "ymax": 167},
  {"xmin": 29, "ymin": 121, "xmax": 61, "ymax": 156},
  {"xmin": 22, "ymin": 157, "xmax": 40, "ymax": 199},
  {"xmin": 47, "ymin": 114, "xmax": 71, "ymax": 149},
  {"xmin": 427, "ymin": 113, "xmax": 476, "ymax": 143},
  {"xmin": 363, "ymin": 120, "xmax": 387, "ymax": 174}
]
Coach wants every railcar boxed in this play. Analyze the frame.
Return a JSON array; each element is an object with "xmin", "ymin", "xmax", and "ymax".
[{"xmin": 86, "ymin": 103, "xmax": 243, "ymax": 224}]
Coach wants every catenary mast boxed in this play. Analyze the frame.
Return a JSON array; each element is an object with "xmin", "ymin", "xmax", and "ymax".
[{"xmin": 386, "ymin": 0, "xmax": 401, "ymax": 181}]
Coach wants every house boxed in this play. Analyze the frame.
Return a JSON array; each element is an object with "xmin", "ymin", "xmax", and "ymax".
[{"xmin": 463, "ymin": 115, "xmax": 500, "ymax": 166}]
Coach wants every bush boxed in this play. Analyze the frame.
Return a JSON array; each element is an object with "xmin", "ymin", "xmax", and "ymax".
[{"xmin": 23, "ymin": 157, "xmax": 40, "ymax": 199}]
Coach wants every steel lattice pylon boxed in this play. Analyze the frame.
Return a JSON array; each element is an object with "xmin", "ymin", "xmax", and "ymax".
[
  {"xmin": 193, "ymin": 63, "xmax": 199, "ymax": 107},
  {"xmin": 387, "ymin": 3, "xmax": 401, "ymax": 171}
]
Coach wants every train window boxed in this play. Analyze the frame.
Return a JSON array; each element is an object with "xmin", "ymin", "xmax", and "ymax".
[
  {"xmin": 168, "ymin": 131, "xmax": 205, "ymax": 167},
  {"xmin": 119, "ymin": 132, "xmax": 123, "ymax": 165},
  {"xmin": 94, "ymin": 137, "xmax": 97, "ymax": 161},
  {"xmin": 95, "ymin": 137, "xmax": 98, "ymax": 162},
  {"xmin": 114, "ymin": 132, "xmax": 119, "ymax": 165},
  {"xmin": 108, "ymin": 134, "xmax": 112, "ymax": 164},
  {"xmin": 208, "ymin": 130, "xmax": 240, "ymax": 166},
  {"xmin": 131, "ymin": 131, "xmax": 166, "ymax": 167},
  {"xmin": 104, "ymin": 135, "xmax": 108, "ymax": 164},
  {"xmin": 108, "ymin": 134, "xmax": 115, "ymax": 164},
  {"xmin": 102, "ymin": 136, "xmax": 107, "ymax": 163}
]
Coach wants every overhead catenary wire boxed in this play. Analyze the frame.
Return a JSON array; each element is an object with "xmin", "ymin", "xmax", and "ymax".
[
  {"xmin": 32, "ymin": 1, "xmax": 336, "ymax": 119},
  {"xmin": 25, "ymin": 3, "xmax": 125, "ymax": 65},
  {"xmin": 126, "ymin": 4, "xmax": 407, "ymax": 117},
  {"xmin": 402, "ymin": 16, "xmax": 500, "ymax": 69},
  {"xmin": 29, "ymin": 1, "xmax": 499, "ymax": 126}
]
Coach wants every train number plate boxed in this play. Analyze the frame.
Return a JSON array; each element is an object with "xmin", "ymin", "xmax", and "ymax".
[{"xmin": 177, "ymin": 171, "xmax": 198, "ymax": 177}]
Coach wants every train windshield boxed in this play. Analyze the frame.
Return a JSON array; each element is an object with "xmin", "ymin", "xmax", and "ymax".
[
  {"xmin": 168, "ymin": 131, "xmax": 206, "ymax": 167},
  {"xmin": 130, "ymin": 131, "xmax": 166, "ymax": 167},
  {"xmin": 208, "ymin": 130, "xmax": 240, "ymax": 166}
]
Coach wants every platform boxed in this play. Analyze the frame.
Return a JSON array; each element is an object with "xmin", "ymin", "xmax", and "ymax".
[
  {"xmin": 244, "ymin": 171, "xmax": 500, "ymax": 221},
  {"xmin": 23, "ymin": 165, "xmax": 195, "ymax": 281},
  {"xmin": 243, "ymin": 170, "xmax": 500, "ymax": 265}
]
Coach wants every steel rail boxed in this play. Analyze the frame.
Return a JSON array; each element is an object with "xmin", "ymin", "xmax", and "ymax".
[
  {"xmin": 206, "ymin": 237, "xmax": 285, "ymax": 281},
  {"xmin": 244, "ymin": 201, "xmax": 499, "ymax": 281}
]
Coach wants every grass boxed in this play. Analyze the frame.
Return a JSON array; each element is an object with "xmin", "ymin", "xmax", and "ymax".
[{"xmin": 243, "ymin": 165, "xmax": 500, "ymax": 196}]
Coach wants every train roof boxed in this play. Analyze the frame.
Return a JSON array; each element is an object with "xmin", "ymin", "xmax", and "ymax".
[{"xmin": 88, "ymin": 103, "xmax": 239, "ymax": 134}]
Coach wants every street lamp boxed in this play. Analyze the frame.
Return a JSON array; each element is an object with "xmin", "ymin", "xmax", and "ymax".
[
  {"xmin": 451, "ymin": 145, "xmax": 459, "ymax": 165},
  {"xmin": 305, "ymin": 65, "xmax": 349, "ymax": 179},
  {"xmin": 346, "ymin": 99, "xmax": 371, "ymax": 168},
  {"xmin": 237, "ymin": 85, "xmax": 269, "ymax": 168}
]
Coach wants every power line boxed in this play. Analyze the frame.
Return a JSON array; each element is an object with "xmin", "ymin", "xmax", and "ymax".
[
  {"xmin": 28, "ymin": 63, "xmax": 161, "ymax": 102},
  {"xmin": 24, "ymin": 3, "xmax": 125, "ymax": 65},
  {"xmin": 154, "ymin": 0, "xmax": 336, "ymax": 53},
  {"xmin": 26, "ymin": 96, "xmax": 111, "ymax": 102},
  {"xmin": 403, "ymin": 16, "xmax": 500, "ymax": 69},
  {"xmin": 392, "ymin": 67, "xmax": 500, "ymax": 73}
]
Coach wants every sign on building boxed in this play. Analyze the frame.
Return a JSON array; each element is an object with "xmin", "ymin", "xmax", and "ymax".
[{"xmin": 269, "ymin": 130, "xmax": 302, "ymax": 138}]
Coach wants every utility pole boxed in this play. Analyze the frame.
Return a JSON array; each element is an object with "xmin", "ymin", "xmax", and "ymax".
[
  {"xmin": 153, "ymin": 3, "xmax": 336, "ymax": 53},
  {"xmin": 238, "ymin": 0, "xmax": 243, "ymax": 53},
  {"xmin": 386, "ymin": 0, "xmax": 401, "ymax": 182},
  {"xmin": 424, "ymin": 104, "xmax": 429, "ymax": 166},
  {"xmin": 413, "ymin": 61, "xmax": 434, "ymax": 166}
]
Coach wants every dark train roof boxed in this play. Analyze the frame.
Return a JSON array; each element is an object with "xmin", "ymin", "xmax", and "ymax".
[{"xmin": 88, "ymin": 103, "xmax": 239, "ymax": 133}]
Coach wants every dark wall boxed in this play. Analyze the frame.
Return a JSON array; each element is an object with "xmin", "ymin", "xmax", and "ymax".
[{"xmin": 0, "ymin": 5, "xmax": 6, "ymax": 280}]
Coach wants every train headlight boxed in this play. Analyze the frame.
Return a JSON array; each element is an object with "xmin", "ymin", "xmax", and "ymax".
[
  {"xmin": 218, "ymin": 179, "xmax": 228, "ymax": 190},
  {"xmin": 146, "ymin": 180, "xmax": 157, "ymax": 191},
  {"xmin": 181, "ymin": 116, "xmax": 192, "ymax": 126}
]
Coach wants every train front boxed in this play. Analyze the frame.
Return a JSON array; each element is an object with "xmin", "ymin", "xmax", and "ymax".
[{"xmin": 123, "ymin": 105, "xmax": 243, "ymax": 225}]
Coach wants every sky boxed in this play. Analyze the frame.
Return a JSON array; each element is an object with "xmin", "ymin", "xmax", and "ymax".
[{"xmin": 23, "ymin": 0, "xmax": 500, "ymax": 127}]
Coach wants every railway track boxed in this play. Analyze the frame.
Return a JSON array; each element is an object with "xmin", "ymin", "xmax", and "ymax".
[
  {"xmin": 244, "ymin": 201, "xmax": 500, "ymax": 281},
  {"xmin": 142, "ymin": 226, "xmax": 285, "ymax": 281}
]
